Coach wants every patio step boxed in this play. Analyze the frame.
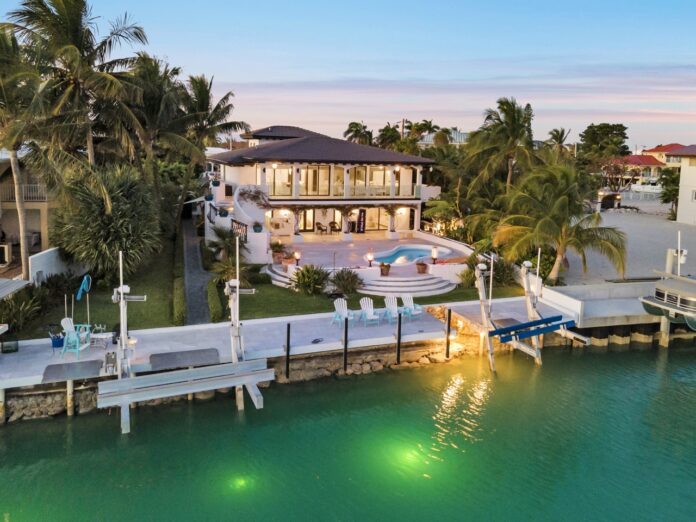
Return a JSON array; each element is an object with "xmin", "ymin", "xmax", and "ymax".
[
  {"xmin": 264, "ymin": 264, "xmax": 292, "ymax": 288},
  {"xmin": 360, "ymin": 276, "xmax": 456, "ymax": 297}
]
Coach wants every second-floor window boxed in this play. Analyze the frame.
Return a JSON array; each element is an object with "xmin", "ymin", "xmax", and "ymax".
[{"xmin": 300, "ymin": 165, "xmax": 330, "ymax": 196}]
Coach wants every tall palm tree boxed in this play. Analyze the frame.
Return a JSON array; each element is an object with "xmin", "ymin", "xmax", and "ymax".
[
  {"xmin": 493, "ymin": 164, "xmax": 626, "ymax": 284},
  {"xmin": 547, "ymin": 127, "xmax": 570, "ymax": 156},
  {"xmin": 467, "ymin": 97, "xmax": 536, "ymax": 193},
  {"xmin": 174, "ymin": 74, "xmax": 249, "ymax": 224},
  {"xmin": 343, "ymin": 121, "xmax": 372, "ymax": 145},
  {"xmin": 0, "ymin": 30, "xmax": 42, "ymax": 279},
  {"xmin": 5, "ymin": 0, "xmax": 148, "ymax": 166}
]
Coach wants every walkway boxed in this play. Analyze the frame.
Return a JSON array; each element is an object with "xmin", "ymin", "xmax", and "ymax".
[{"xmin": 182, "ymin": 218, "xmax": 212, "ymax": 325}]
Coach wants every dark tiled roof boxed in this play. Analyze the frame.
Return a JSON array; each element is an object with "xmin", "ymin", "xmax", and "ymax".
[
  {"xmin": 240, "ymin": 125, "xmax": 327, "ymax": 140},
  {"xmin": 667, "ymin": 145, "xmax": 696, "ymax": 157},
  {"xmin": 209, "ymin": 136, "xmax": 435, "ymax": 166}
]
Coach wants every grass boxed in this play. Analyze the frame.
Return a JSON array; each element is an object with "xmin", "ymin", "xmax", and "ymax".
[
  {"xmin": 237, "ymin": 283, "xmax": 524, "ymax": 321},
  {"xmin": 17, "ymin": 240, "xmax": 175, "ymax": 340}
]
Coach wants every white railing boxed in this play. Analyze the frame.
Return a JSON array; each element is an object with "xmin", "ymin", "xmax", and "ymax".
[{"xmin": 0, "ymin": 184, "xmax": 48, "ymax": 202}]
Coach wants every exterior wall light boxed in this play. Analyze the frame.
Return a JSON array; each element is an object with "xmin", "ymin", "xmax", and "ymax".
[
  {"xmin": 431, "ymin": 246, "xmax": 439, "ymax": 264},
  {"xmin": 272, "ymin": 163, "xmax": 278, "ymax": 169},
  {"xmin": 367, "ymin": 252, "xmax": 374, "ymax": 267},
  {"xmin": 294, "ymin": 251, "xmax": 301, "ymax": 266}
]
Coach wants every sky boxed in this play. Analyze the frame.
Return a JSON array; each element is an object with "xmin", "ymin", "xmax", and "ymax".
[{"xmin": 4, "ymin": 0, "xmax": 696, "ymax": 147}]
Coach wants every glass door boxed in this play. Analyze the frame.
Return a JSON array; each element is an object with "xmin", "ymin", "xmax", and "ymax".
[{"xmin": 299, "ymin": 209, "xmax": 315, "ymax": 231}]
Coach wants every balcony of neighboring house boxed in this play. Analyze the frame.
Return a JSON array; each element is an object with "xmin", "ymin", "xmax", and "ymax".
[{"xmin": 0, "ymin": 184, "xmax": 48, "ymax": 203}]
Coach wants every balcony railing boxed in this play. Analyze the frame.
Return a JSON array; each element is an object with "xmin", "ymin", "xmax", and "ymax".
[
  {"xmin": 267, "ymin": 184, "xmax": 420, "ymax": 199},
  {"xmin": 0, "ymin": 184, "xmax": 48, "ymax": 202}
]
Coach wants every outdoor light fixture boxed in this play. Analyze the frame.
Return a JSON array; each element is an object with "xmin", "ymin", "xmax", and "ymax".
[
  {"xmin": 431, "ymin": 246, "xmax": 439, "ymax": 264},
  {"xmin": 294, "ymin": 251, "xmax": 301, "ymax": 266},
  {"xmin": 272, "ymin": 163, "xmax": 278, "ymax": 169},
  {"xmin": 367, "ymin": 252, "xmax": 374, "ymax": 267},
  {"xmin": 394, "ymin": 165, "xmax": 400, "ymax": 172}
]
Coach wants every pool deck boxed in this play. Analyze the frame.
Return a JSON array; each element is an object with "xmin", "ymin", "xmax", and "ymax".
[{"xmin": 0, "ymin": 307, "xmax": 450, "ymax": 390}]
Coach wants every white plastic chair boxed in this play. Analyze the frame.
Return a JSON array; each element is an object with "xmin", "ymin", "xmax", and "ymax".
[
  {"xmin": 384, "ymin": 295, "xmax": 404, "ymax": 323},
  {"xmin": 359, "ymin": 297, "xmax": 381, "ymax": 326},
  {"xmin": 331, "ymin": 298, "xmax": 355, "ymax": 325},
  {"xmin": 400, "ymin": 294, "xmax": 424, "ymax": 320},
  {"xmin": 60, "ymin": 317, "xmax": 91, "ymax": 360}
]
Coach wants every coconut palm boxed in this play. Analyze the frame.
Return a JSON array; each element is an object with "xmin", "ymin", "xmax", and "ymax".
[
  {"xmin": 343, "ymin": 121, "xmax": 372, "ymax": 145},
  {"xmin": 658, "ymin": 168, "xmax": 680, "ymax": 219},
  {"xmin": 547, "ymin": 127, "xmax": 570, "ymax": 156},
  {"xmin": 375, "ymin": 122, "xmax": 401, "ymax": 149},
  {"xmin": 5, "ymin": 0, "xmax": 148, "ymax": 166},
  {"xmin": 0, "ymin": 29, "xmax": 43, "ymax": 279},
  {"xmin": 467, "ymin": 97, "xmax": 536, "ymax": 193},
  {"xmin": 493, "ymin": 164, "xmax": 626, "ymax": 284}
]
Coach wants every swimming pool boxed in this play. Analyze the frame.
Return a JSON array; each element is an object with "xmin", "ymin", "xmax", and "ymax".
[{"xmin": 371, "ymin": 244, "xmax": 452, "ymax": 264}]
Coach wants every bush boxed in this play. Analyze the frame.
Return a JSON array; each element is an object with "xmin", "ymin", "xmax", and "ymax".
[
  {"xmin": 248, "ymin": 272, "xmax": 272, "ymax": 285},
  {"xmin": 458, "ymin": 254, "xmax": 479, "ymax": 288},
  {"xmin": 51, "ymin": 165, "xmax": 162, "ymax": 282},
  {"xmin": 207, "ymin": 279, "xmax": 224, "ymax": 322},
  {"xmin": 291, "ymin": 265, "xmax": 330, "ymax": 295},
  {"xmin": 0, "ymin": 290, "xmax": 41, "ymax": 333},
  {"xmin": 200, "ymin": 240, "xmax": 216, "ymax": 271},
  {"xmin": 330, "ymin": 268, "xmax": 363, "ymax": 294},
  {"xmin": 493, "ymin": 258, "xmax": 518, "ymax": 286},
  {"xmin": 173, "ymin": 277, "xmax": 186, "ymax": 326},
  {"xmin": 42, "ymin": 272, "xmax": 78, "ymax": 299}
]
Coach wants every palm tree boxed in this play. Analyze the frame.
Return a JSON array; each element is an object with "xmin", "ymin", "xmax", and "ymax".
[
  {"xmin": 658, "ymin": 168, "xmax": 680, "ymax": 219},
  {"xmin": 209, "ymin": 225, "xmax": 240, "ymax": 260},
  {"xmin": 467, "ymin": 97, "xmax": 536, "ymax": 193},
  {"xmin": 175, "ymin": 74, "xmax": 249, "ymax": 224},
  {"xmin": 5, "ymin": 0, "xmax": 147, "ymax": 166},
  {"xmin": 0, "ymin": 29, "xmax": 42, "ymax": 279},
  {"xmin": 343, "ymin": 121, "xmax": 372, "ymax": 145},
  {"xmin": 493, "ymin": 164, "xmax": 626, "ymax": 284},
  {"xmin": 547, "ymin": 128, "xmax": 570, "ymax": 156},
  {"xmin": 375, "ymin": 123, "xmax": 401, "ymax": 149}
]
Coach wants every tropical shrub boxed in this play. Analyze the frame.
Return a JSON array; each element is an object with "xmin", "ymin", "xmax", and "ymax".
[
  {"xmin": 173, "ymin": 277, "xmax": 186, "ymax": 326},
  {"xmin": 291, "ymin": 265, "xmax": 330, "ymax": 295},
  {"xmin": 330, "ymin": 268, "xmax": 364, "ymax": 294},
  {"xmin": 212, "ymin": 258, "xmax": 251, "ymax": 287},
  {"xmin": 0, "ymin": 291, "xmax": 41, "ymax": 333},
  {"xmin": 458, "ymin": 254, "xmax": 480, "ymax": 288},
  {"xmin": 248, "ymin": 272, "xmax": 272, "ymax": 285},
  {"xmin": 207, "ymin": 279, "xmax": 224, "ymax": 322},
  {"xmin": 200, "ymin": 240, "xmax": 216, "ymax": 271},
  {"xmin": 51, "ymin": 166, "xmax": 161, "ymax": 282},
  {"xmin": 492, "ymin": 258, "xmax": 518, "ymax": 285}
]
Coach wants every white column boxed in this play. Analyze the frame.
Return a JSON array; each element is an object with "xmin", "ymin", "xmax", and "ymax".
[
  {"xmin": 292, "ymin": 163, "xmax": 300, "ymax": 198},
  {"xmin": 329, "ymin": 164, "xmax": 335, "ymax": 197},
  {"xmin": 259, "ymin": 163, "xmax": 267, "ymax": 189},
  {"xmin": 389, "ymin": 168, "xmax": 396, "ymax": 198},
  {"xmin": 416, "ymin": 167, "xmax": 423, "ymax": 198},
  {"xmin": 343, "ymin": 165, "xmax": 350, "ymax": 199}
]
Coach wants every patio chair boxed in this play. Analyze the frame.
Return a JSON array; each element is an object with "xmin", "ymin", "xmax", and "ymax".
[
  {"xmin": 329, "ymin": 221, "xmax": 341, "ymax": 234},
  {"xmin": 60, "ymin": 317, "xmax": 91, "ymax": 360},
  {"xmin": 331, "ymin": 298, "xmax": 355, "ymax": 325},
  {"xmin": 358, "ymin": 297, "xmax": 381, "ymax": 326},
  {"xmin": 400, "ymin": 294, "xmax": 424, "ymax": 320},
  {"xmin": 383, "ymin": 295, "xmax": 405, "ymax": 324},
  {"xmin": 316, "ymin": 223, "xmax": 328, "ymax": 235}
]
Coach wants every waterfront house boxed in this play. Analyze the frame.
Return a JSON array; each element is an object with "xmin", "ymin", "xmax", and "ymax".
[
  {"xmin": 668, "ymin": 145, "xmax": 696, "ymax": 224},
  {"xmin": 642, "ymin": 143, "xmax": 684, "ymax": 171},
  {"xmin": 204, "ymin": 126, "xmax": 438, "ymax": 263}
]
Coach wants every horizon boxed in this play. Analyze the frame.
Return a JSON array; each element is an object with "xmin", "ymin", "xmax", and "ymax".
[{"xmin": 4, "ymin": 0, "xmax": 696, "ymax": 147}]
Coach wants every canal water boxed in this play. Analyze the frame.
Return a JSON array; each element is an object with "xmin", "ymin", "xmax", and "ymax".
[{"xmin": 0, "ymin": 348, "xmax": 695, "ymax": 521}]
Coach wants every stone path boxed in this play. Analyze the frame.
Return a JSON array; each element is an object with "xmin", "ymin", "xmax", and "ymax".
[{"xmin": 182, "ymin": 218, "xmax": 212, "ymax": 324}]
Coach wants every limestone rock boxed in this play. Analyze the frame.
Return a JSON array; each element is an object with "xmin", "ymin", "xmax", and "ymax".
[
  {"xmin": 418, "ymin": 356, "xmax": 431, "ymax": 364},
  {"xmin": 194, "ymin": 390, "xmax": 216, "ymax": 401},
  {"xmin": 361, "ymin": 363, "xmax": 371, "ymax": 374}
]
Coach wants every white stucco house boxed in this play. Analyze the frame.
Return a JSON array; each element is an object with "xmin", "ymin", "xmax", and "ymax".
[
  {"xmin": 202, "ymin": 126, "xmax": 440, "ymax": 263},
  {"xmin": 669, "ymin": 145, "xmax": 696, "ymax": 224}
]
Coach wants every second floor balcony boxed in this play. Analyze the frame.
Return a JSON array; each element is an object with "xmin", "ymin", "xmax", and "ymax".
[{"xmin": 0, "ymin": 184, "xmax": 48, "ymax": 203}]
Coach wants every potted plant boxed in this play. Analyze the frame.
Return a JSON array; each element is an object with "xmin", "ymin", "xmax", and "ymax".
[
  {"xmin": 416, "ymin": 261, "xmax": 428, "ymax": 274},
  {"xmin": 380, "ymin": 262, "xmax": 391, "ymax": 276},
  {"xmin": 270, "ymin": 242, "xmax": 286, "ymax": 264},
  {"xmin": 204, "ymin": 193, "xmax": 214, "ymax": 201},
  {"xmin": 211, "ymin": 179, "xmax": 221, "ymax": 187},
  {"xmin": 253, "ymin": 221, "xmax": 263, "ymax": 233},
  {"xmin": 218, "ymin": 209, "xmax": 229, "ymax": 218}
]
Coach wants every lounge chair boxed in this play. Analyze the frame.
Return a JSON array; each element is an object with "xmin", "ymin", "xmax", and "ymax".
[
  {"xmin": 316, "ymin": 223, "xmax": 328, "ymax": 234},
  {"xmin": 331, "ymin": 298, "xmax": 355, "ymax": 325},
  {"xmin": 358, "ymin": 297, "xmax": 381, "ymax": 326},
  {"xmin": 400, "ymin": 294, "xmax": 424, "ymax": 320},
  {"xmin": 61, "ymin": 317, "xmax": 91, "ymax": 360},
  {"xmin": 383, "ymin": 295, "xmax": 405, "ymax": 323}
]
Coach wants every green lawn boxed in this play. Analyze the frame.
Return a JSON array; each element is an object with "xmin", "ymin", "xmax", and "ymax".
[
  {"xmin": 17, "ymin": 241, "xmax": 175, "ymax": 340},
  {"xmin": 238, "ymin": 284, "xmax": 524, "ymax": 321}
]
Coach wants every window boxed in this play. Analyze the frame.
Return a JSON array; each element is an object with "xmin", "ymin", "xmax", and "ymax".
[
  {"xmin": 692, "ymin": 190, "xmax": 696, "ymax": 202},
  {"xmin": 300, "ymin": 165, "xmax": 330, "ymax": 196},
  {"xmin": 268, "ymin": 165, "xmax": 292, "ymax": 196},
  {"xmin": 224, "ymin": 184, "xmax": 234, "ymax": 197}
]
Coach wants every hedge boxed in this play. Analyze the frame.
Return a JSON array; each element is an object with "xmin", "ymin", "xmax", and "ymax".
[
  {"xmin": 207, "ymin": 279, "xmax": 224, "ymax": 322},
  {"xmin": 173, "ymin": 277, "xmax": 186, "ymax": 326}
]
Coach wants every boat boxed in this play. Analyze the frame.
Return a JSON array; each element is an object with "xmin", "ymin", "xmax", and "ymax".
[{"xmin": 640, "ymin": 273, "xmax": 696, "ymax": 329}]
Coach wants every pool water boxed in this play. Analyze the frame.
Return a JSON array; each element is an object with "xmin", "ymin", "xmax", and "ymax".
[
  {"xmin": 373, "ymin": 245, "xmax": 451, "ymax": 264},
  {"xmin": 1, "ymin": 349, "xmax": 695, "ymax": 521}
]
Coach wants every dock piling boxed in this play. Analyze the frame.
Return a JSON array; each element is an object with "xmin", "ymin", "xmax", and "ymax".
[
  {"xmin": 396, "ymin": 313, "xmax": 402, "ymax": 364},
  {"xmin": 285, "ymin": 323, "xmax": 291, "ymax": 379},
  {"xmin": 66, "ymin": 380, "xmax": 74, "ymax": 417},
  {"xmin": 445, "ymin": 308, "xmax": 452, "ymax": 358},
  {"xmin": 343, "ymin": 317, "xmax": 349, "ymax": 372},
  {"xmin": 0, "ymin": 389, "xmax": 5, "ymax": 425}
]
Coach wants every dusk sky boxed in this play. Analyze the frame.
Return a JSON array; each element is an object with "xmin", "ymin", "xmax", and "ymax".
[{"xmin": 5, "ymin": 0, "xmax": 696, "ymax": 147}]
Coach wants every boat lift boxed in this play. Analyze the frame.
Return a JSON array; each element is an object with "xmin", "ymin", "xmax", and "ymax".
[{"xmin": 475, "ymin": 257, "xmax": 584, "ymax": 372}]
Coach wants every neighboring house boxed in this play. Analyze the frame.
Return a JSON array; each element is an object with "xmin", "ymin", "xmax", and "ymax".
[
  {"xmin": 0, "ymin": 151, "xmax": 53, "ymax": 255},
  {"xmin": 418, "ymin": 130, "xmax": 468, "ymax": 148},
  {"xmin": 642, "ymin": 143, "xmax": 684, "ymax": 171},
  {"xmin": 610, "ymin": 154, "xmax": 665, "ymax": 186},
  {"xmin": 205, "ymin": 125, "xmax": 436, "ymax": 263},
  {"xmin": 669, "ymin": 145, "xmax": 696, "ymax": 224}
]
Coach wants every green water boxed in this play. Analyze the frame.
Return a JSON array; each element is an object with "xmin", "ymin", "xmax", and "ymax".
[{"xmin": 1, "ymin": 349, "xmax": 695, "ymax": 521}]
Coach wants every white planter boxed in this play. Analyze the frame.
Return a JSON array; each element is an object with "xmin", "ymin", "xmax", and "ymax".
[{"xmin": 341, "ymin": 232, "xmax": 353, "ymax": 241}]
